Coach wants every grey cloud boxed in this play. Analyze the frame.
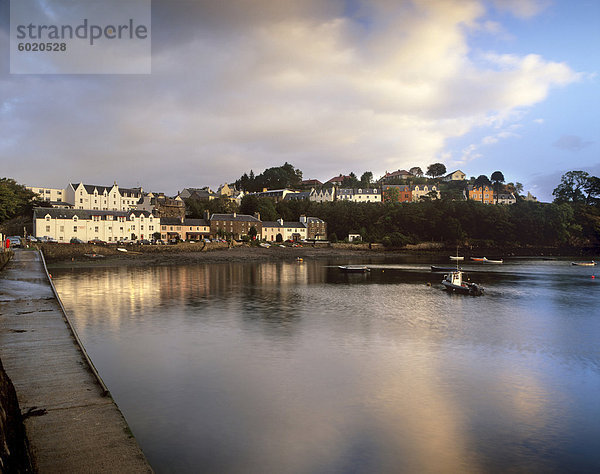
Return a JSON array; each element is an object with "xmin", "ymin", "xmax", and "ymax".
[{"xmin": 553, "ymin": 135, "xmax": 594, "ymax": 151}]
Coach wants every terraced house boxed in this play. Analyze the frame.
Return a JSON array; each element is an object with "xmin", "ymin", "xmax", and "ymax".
[
  {"xmin": 337, "ymin": 188, "xmax": 382, "ymax": 203},
  {"xmin": 210, "ymin": 213, "xmax": 262, "ymax": 240},
  {"xmin": 33, "ymin": 208, "xmax": 156, "ymax": 243},
  {"xmin": 160, "ymin": 217, "xmax": 210, "ymax": 241},
  {"xmin": 64, "ymin": 182, "xmax": 143, "ymax": 211}
]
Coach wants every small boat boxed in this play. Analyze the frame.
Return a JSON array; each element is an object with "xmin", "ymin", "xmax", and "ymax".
[
  {"xmin": 83, "ymin": 253, "xmax": 105, "ymax": 258},
  {"xmin": 117, "ymin": 248, "xmax": 127, "ymax": 253},
  {"xmin": 296, "ymin": 257, "xmax": 303, "ymax": 262},
  {"xmin": 339, "ymin": 265, "xmax": 370, "ymax": 273},
  {"xmin": 571, "ymin": 261, "xmax": 596, "ymax": 266},
  {"xmin": 470, "ymin": 257, "xmax": 503, "ymax": 264},
  {"xmin": 431, "ymin": 265, "xmax": 461, "ymax": 272},
  {"xmin": 442, "ymin": 270, "xmax": 484, "ymax": 296},
  {"xmin": 449, "ymin": 256, "xmax": 464, "ymax": 261},
  {"xmin": 259, "ymin": 243, "xmax": 271, "ymax": 248}
]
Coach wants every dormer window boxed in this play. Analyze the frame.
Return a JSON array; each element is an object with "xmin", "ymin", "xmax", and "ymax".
[
  {"xmin": 45, "ymin": 215, "xmax": 51, "ymax": 221},
  {"xmin": 73, "ymin": 216, "xmax": 78, "ymax": 222}
]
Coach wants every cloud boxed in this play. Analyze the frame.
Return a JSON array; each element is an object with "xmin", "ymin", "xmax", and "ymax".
[
  {"xmin": 553, "ymin": 135, "xmax": 594, "ymax": 152},
  {"xmin": 491, "ymin": 0, "xmax": 551, "ymax": 19},
  {"xmin": 0, "ymin": 0, "xmax": 583, "ymax": 192}
]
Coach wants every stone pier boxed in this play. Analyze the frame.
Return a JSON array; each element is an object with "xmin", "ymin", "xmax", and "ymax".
[{"xmin": 0, "ymin": 249, "xmax": 152, "ymax": 473}]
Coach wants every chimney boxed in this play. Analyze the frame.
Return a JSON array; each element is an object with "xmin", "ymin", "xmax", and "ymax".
[
  {"xmin": 254, "ymin": 212, "xmax": 261, "ymax": 221},
  {"xmin": 277, "ymin": 218, "xmax": 283, "ymax": 226},
  {"xmin": 299, "ymin": 214, "xmax": 306, "ymax": 223},
  {"xmin": 204, "ymin": 210, "xmax": 210, "ymax": 221}
]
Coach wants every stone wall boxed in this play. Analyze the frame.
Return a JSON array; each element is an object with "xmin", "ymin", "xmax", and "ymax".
[{"xmin": 0, "ymin": 356, "xmax": 33, "ymax": 472}]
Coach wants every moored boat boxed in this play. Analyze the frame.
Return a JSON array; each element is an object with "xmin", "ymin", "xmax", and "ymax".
[
  {"xmin": 431, "ymin": 265, "xmax": 461, "ymax": 272},
  {"xmin": 449, "ymin": 256, "xmax": 464, "ymax": 261},
  {"xmin": 442, "ymin": 271, "xmax": 484, "ymax": 296},
  {"xmin": 471, "ymin": 257, "xmax": 503, "ymax": 264},
  {"xmin": 339, "ymin": 265, "xmax": 370, "ymax": 273},
  {"xmin": 571, "ymin": 261, "xmax": 596, "ymax": 266}
]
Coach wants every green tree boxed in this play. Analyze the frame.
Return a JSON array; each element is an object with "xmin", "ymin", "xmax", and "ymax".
[
  {"xmin": 341, "ymin": 173, "xmax": 360, "ymax": 188},
  {"xmin": 0, "ymin": 178, "xmax": 36, "ymax": 223},
  {"xmin": 473, "ymin": 175, "xmax": 492, "ymax": 203},
  {"xmin": 383, "ymin": 187, "xmax": 401, "ymax": 203},
  {"xmin": 248, "ymin": 225, "xmax": 258, "ymax": 239},
  {"xmin": 552, "ymin": 171, "xmax": 590, "ymax": 203},
  {"xmin": 426, "ymin": 163, "xmax": 447, "ymax": 179},
  {"xmin": 360, "ymin": 171, "xmax": 373, "ymax": 188},
  {"xmin": 409, "ymin": 166, "xmax": 423, "ymax": 177},
  {"xmin": 491, "ymin": 171, "xmax": 505, "ymax": 204}
]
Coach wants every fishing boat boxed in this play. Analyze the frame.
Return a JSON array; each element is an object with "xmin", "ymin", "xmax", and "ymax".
[
  {"xmin": 338, "ymin": 265, "xmax": 370, "ymax": 273},
  {"xmin": 442, "ymin": 270, "xmax": 484, "ymax": 296},
  {"xmin": 571, "ymin": 261, "xmax": 596, "ymax": 266},
  {"xmin": 449, "ymin": 255, "xmax": 464, "ymax": 261}
]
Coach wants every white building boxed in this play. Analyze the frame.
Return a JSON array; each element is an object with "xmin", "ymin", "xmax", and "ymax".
[
  {"xmin": 443, "ymin": 170, "xmax": 467, "ymax": 181},
  {"xmin": 496, "ymin": 193, "xmax": 517, "ymax": 205},
  {"xmin": 411, "ymin": 184, "xmax": 441, "ymax": 202},
  {"xmin": 336, "ymin": 188, "xmax": 381, "ymax": 203},
  {"xmin": 64, "ymin": 183, "xmax": 143, "ymax": 211},
  {"xmin": 261, "ymin": 218, "xmax": 307, "ymax": 242},
  {"xmin": 309, "ymin": 187, "xmax": 336, "ymax": 203},
  {"xmin": 26, "ymin": 186, "xmax": 67, "ymax": 205},
  {"xmin": 33, "ymin": 208, "xmax": 157, "ymax": 242}
]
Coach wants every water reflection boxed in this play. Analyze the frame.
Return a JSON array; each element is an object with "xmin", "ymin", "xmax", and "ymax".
[{"xmin": 51, "ymin": 259, "xmax": 600, "ymax": 473}]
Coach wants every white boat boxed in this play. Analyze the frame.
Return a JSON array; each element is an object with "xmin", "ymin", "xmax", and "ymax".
[
  {"xmin": 571, "ymin": 261, "xmax": 596, "ymax": 266},
  {"xmin": 442, "ymin": 270, "xmax": 484, "ymax": 296},
  {"xmin": 449, "ymin": 256, "xmax": 464, "ymax": 261},
  {"xmin": 339, "ymin": 265, "xmax": 370, "ymax": 273},
  {"xmin": 471, "ymin": 256, "xmax": 503, "ymax": 264},
  {"xmin": 117, "ymin": 248, "xmax": 127, "ymax": 253}
]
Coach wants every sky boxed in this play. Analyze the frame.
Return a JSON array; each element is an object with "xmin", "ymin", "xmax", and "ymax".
[{"xmin": 1, "ymin": 0, "xmax": 598, "ymax": 202}]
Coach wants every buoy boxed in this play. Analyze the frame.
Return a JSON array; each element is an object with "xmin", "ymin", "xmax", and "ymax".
[{"xmin": 592, "ymin": 275, "xmax": 596, "ymax": 279}]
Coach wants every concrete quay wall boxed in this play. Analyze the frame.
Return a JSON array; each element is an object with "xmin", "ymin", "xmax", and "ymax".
[{"xmin": 0, "ymin": 249, "xmax": 152, "ymax": 473}]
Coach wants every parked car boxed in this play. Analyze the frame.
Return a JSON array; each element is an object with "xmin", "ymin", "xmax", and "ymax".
[
  {"xmin": 70, "ymin": 237, "xmax": 84, "ymax": 244},
  {"xmin": 88, "ymin": 238, "xmax": 105, "ymax": 245},
  {"xmin": 45, "ymin": 236, "xmax": 58, "ymax": 243},
  {"xmin": 7, "ymin": 236, "xmax": 21, "ymax": 247},
  {"xmin": 138, "ymin": 239, "xmax": 151, "ymax": 245},
  {"xmin": 36, "ymin": 236, "xmax": 48, "ymax": 242},
  {"xmin": 28, "ymin": 236, "xmax": 38, "ymax": 243}
]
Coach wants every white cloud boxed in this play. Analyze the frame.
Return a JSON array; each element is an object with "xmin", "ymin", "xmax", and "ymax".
[{"xmin": 0, "ymin": 0, "xmax": 583, "ymax": 191}]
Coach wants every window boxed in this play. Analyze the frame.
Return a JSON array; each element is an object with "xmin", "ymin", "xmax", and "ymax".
[
  {"xmin": 46, "ymin": 225, "xmax": 50, "ymax": 232},
  {"xmin": 94, "ymin": 226, "xmax": 99, "ymax": 232},
  {"xmin": 45, "ymin": 216, "xmax": 50, "ymax": 221},
  {"xmin": 60, "ymin": 226, "xmax": 64, "ymax": 232},
  {"xmin": 73, "ymin": 226, "xmax": 77, "ymax": 233}
]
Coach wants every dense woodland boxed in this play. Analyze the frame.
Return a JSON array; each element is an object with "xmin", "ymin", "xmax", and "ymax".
[{"xmin": 1, "ymin": 168, "xmax": 599, "ymax": 249}]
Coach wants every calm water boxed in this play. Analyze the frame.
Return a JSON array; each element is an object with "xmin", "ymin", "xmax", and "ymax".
[{"xmin": 50, "ymin": 257, "xmax": 600, "ymax": 473}]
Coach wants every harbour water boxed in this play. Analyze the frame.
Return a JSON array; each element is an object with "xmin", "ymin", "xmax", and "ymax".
[{"xmin": 50, "ymin": 257, "xmax": 600, "ymax": 473}]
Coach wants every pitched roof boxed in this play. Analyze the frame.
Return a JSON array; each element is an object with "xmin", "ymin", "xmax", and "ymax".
[
  {"xmin": 33, "ymin": 208, "xmax": 153, "ymax": 220},
  {"xmin": 210, "ymin": 213, "xmax": 261, "ymax": 222}
]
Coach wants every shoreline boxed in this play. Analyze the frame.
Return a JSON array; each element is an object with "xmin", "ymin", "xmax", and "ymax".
[{"xmin": 36, "ymin": 242, "xmax": 599, "ymax": 268}]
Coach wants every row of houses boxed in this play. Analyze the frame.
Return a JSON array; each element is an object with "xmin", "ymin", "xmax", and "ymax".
[
  {"xmin": 300, "ymin": 169, "xmax": 468, "ymax": 187},
  {"xmin": 33, "ymin": 208, "xmax": 326, "ymax": 243}
]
